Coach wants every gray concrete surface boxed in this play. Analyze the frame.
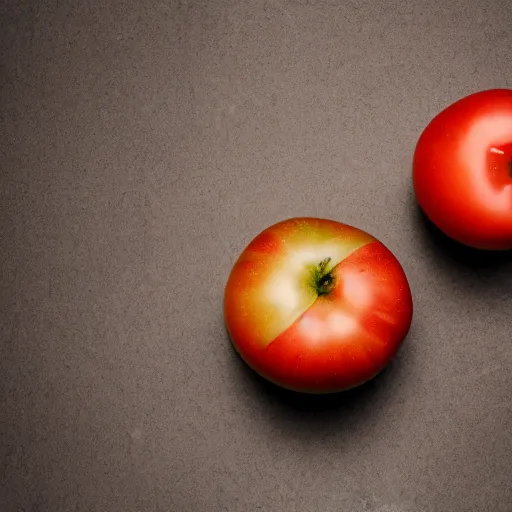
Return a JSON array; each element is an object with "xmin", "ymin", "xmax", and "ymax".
[{"xmin": 1, "ymin": 0, "xmax": 511, "ymax": 511}]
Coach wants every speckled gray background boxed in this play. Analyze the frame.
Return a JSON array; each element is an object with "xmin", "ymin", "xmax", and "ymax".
[{"xmin": 1, "ymin": 1, "xmax": 511, "ymax": 511}]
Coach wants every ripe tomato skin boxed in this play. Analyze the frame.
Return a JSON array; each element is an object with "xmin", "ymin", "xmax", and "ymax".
[
  {"xmin": 413, "ymin": 89, "xmax": 512, "ymax": 250},
  {"xmin": 224, "ymin": 218, "xmax": 413, "ymax": 394}
]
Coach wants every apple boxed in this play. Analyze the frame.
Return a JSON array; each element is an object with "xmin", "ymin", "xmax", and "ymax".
[{"xmin": 224, "ymin": 217, "xmax": 413, "ymax": 394}]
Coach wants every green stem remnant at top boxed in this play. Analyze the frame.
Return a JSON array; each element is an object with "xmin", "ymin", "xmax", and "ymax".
[{"xmin": 314, "ymin": 257, "xmax": 335, "ymax": 296}]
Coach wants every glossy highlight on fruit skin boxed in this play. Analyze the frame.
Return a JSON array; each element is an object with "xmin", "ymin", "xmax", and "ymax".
[
  {"xmin": 413, "ymin": 88, "xmax": 512, "ymax": 250},
  {"xmin": 224, "ymin": 217, "xmax": 413, "ymax": 394}
]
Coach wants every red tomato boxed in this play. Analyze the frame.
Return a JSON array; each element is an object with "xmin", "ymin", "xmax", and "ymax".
[
  {"xmin": 224, "ymin": 218, "xmax": 413, "ymax": 394},
  {"xmin": 413, "ymin": 89, "xmax": 512, "ymax": 250}
]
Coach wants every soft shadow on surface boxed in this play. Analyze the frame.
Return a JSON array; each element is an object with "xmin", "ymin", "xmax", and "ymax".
[
  {"xmin": 225, "ymin": 325, "xmax": 414, "ymax": 432},
  {"xmin": 235, "ymin": 353, "xmax": 398, "ymax": 412},
  {"xmin": 410, "ymin": 199, "xmax": 512, "ymax": 273}
]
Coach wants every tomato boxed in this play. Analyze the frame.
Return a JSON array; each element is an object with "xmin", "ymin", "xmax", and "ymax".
[
  {"xmin": 413, "ymin": 88, "xmax": 512, "ymax": 250},
  {"xmin": 224, "ymin": 218, "xmax": 413, "ymax": 394}
]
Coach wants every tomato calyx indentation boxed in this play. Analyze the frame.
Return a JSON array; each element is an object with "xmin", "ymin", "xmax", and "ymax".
[
  {"xmin": 488, "ymin": 142, "xmax": 512, "ymax": 187},
  {"xmin": 312, "ymin": 257, "xmax": 335, "ymax": 296}
]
